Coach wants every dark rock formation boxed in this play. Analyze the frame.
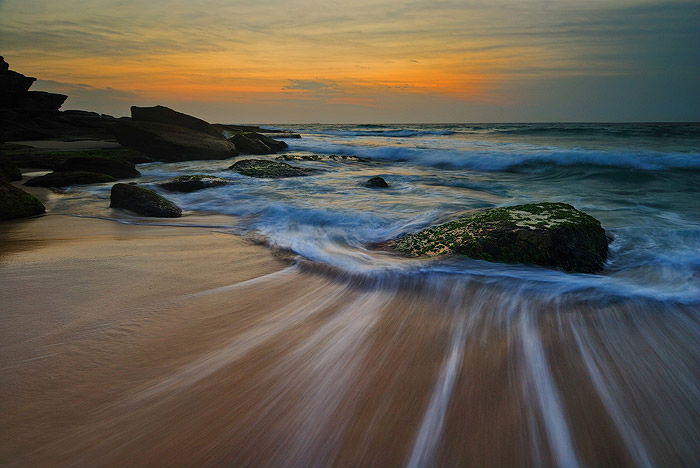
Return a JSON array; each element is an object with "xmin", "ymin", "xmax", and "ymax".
[
  {"xmin": 389, "ymin": 202, "xmax": 609, "ymax": 273},
  {"xmin": 228, "ymin": 132, "xmax": 288, "ymax": 155},
  {"xmin": 131, "ymin": 105, "xmax": 223, "ymax": 138},
  {"xmin": 6, "ymin": 148, "xmax": 149, "ymax": 171},
  {"xmin": 0, "ymin": 181, "xmax": 45, "ymax": 220},
  {"xmin": 113, "ymin": 120, "xmax": 237, "ymax": 162},
  {"xmin": 0, "ymin": 156, "xmax": 22, "ymax": 182},
  {"xmin": 366, "ymin": 176, "xmax": 389, "ymax": 188},
  {"xmin": 160, "ymin": 174, "xmax": 230, "ymax": 192},
  {"xmin": 0, "ymin": 57, "xmax": 115, "ymax": 141},
  {"xmin": 110, "ymin": 183, "xmax": 182, "ymax": 217},
  {"xmin": 55, "ymin": 156, "xmax": 140, "ymax": 179},
  {"xmin": 229, "ymin": 159, "xmax": 314, "ymax": 178},
  {"xmin": 25, "ymin": 171, "xmax": 116, "ymax": 187}
]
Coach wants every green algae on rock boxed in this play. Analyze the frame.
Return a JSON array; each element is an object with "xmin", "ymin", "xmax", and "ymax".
[
  {"xmin": 110, "ymin": 183, "xmax": 182, "ymax": 218},
  {"xmin": 160, "ymin": 174, "xmax": 230, "ymax": 192},
  {"xmin": 0, "ymin": 181, "xmax": 45, "ymax": 220},
  {"xmin": 390, "ymin": 202, "xmax": 609, "ymax": 273},
  {"xmin": 229, "ymin": 159, "xmax": 314, "ymax": 178}
]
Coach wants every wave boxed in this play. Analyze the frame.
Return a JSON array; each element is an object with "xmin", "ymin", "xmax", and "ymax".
[
  {"xmin": 311, "ymin": 129, "xmax": 455, "ymax": 138},
  {"xmin": 289, "ymin": 139, "xmax": 700, "ymax": 172}
]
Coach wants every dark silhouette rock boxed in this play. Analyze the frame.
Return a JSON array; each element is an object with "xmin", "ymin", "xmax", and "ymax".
[
  {"xmin": 390, "ymin": 202, "xmax": 609, "ymax": 273},
  {"xmin": 131, "ymin": 105, "xmax": 223, "ymax": 138},
  {"xmin": 366, "ymin": 176, "xmax": 389, "ymax": 188},
  {"xmin": 20, "ymin": 91, "xmax": 68, "ymax": 110},
  {"xmin": 0, "ymin": 181, "xmax": 45, "ymax": 220},
  {"xmin": 25, "ymin": 171, "xmax": 116, "ymax": 187},
  {"xmin": 113, "ymin": 120, "xmax": 237, "ymax": 162},
  {"xmin": 160, "ymin": 174, "xmax": 230, "ymax": 192},
  {"xmin": 55, "ymin": 156, "xmax": 140, "ymax": 179},
  {"xmin": 230, "ymin": 159, "xmax": 314, "ymax": 178},
  {"xmin": 110, "ymin": 183, "xmax": 182, "ymax": 217},
  {"xmin": 7, "ymin": 148, "xmax": 149, "ymax": 170},
  {"xmin": 0, "ymin": 156, "xmax": 22, "ymax": 182}
]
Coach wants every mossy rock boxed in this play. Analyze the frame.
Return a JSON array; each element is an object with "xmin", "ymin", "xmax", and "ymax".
[
  {"xmin": 55, "ymin": 156, "xmax": 140, "ymax": 179},
  {"xmin": 25, "ymin": 171, "xmax": 116, "ymax": 187},
  {"xmin": 229, "ymin": 159, "xmax": 314, "ymax": 178},
  {"xmin": 0, "ymin": 181, "xmax": 45, "ymax": 220},
  {"xmin": 110, "ymin": 183, "xmax": 182, "ymax": 218},
  {"xmin": 276, "ymin": 154, "xmax": 367, "ymax": 162},
  {"xmin": 390, "ymin": 202, "xmax": 609, "ymax": 273},
  {"xmin": 366, "ymin": 176, "xmax": 388, "ymax": 188},
  {"xmin": 160, "ymin": 174, "xmax": 230, "ymax": 192},
  {"xmin": 0, "ymin": 156, "xmax": 21, "ymax": 181},
  {"xmin": 6, "ymin": 148, "xmax": 151, "ymax": 170}
]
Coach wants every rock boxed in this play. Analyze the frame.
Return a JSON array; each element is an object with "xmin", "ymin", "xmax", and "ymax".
[
  {"xmin": 228, "ymin": 132, "xmax": 288, "ymax": 155},
  {"xmin": 7, "ymin": 148, "xmax": 149, "ymax": 170},
  {"xmin": 0, "ymin": 156, "xmax": 22, "ymax": 181},
  {"xmin": 25, "ymin": 171, "xmax": 116, "ymax": 187},
  {"xmin": 0, "ymin": 181, "xmax": 45, "ymax": 220},
  {"xmin": 390, "ymin": 202, "xmax": 609, "ymax": 273},
  {"xmin": 19, "ymin": 91, "xmax": 68, "ymax": 111},
  {"xmin": 260, "ymin": 132, "xmax": 301, "ymax": 139},
  {"xmin": 229, "ymin": 159, "xmax": 314, "ymax": 178},
  {"xmin": 277, "ymin": 154, "xmax": 366, "ymax": 162},
  {"xmin": 160, "ymin": 174, "xmax": 230, "ymax": 192},
  {"xmin": 110, "ymin": 183, "xmax": 182, "ymax": 217},
  {"xmin": 55, "ymin": 156, "xmax": 140, "ymax": 179},
  {"xmin": 113, "ymin": 120, "xmax": 237, "ymax": 162},
  {"xmin": 366, "ymin": 176, "xmax": 389, "ymax": 188},
  {"xmin": 131, "ymin": 105, "xmax": 223, "ymax": 138}
]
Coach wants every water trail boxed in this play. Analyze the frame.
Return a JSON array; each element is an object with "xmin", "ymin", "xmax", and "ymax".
[
  {"xmin": 519, "ymin": 309, "xmax": 581, "ymax": 468},
  {"xmin": 406, "ymin": 285, "xmax": 469, "ymax": 468},
  {"xmin": 569, "ymin": 322, "xmax": 654, "ymax": 468}
]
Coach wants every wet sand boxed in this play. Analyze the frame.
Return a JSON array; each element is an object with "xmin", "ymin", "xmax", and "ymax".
[{"xmin": 1, "ymin": 215, "xmax": 699, "ymax": 467}]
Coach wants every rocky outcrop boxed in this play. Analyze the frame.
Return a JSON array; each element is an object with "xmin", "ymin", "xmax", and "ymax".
[
  {"xmin": 160, "ymin": 175, "xmax": 230, "ymax": 192},
  {"xmin": 366, "ymin": 176, "xmax": 389, "ymax": 188},
  {"xmin": 110, "ymin": 183, "xmax": 182, "ymax": 217},
  {"xmin": 230, "ymin": 159, "xmax": 314, "ymax": 178},
  {"xmin": 6, "ymin": 148, "xmax": 150, "ymax": 170},
  {"xmin": 0, "ymin": 57, "xmax": 115, "ymax": 141},
  {"xmin": 0, "ymin": 181, "xmax": 45, "ymax": 220},
  {"xmin": 0, "ymin": 156, "xmax": 22, "ymax": 182},
  {"xmin": 131, "ymin": 105, "xmax": 223, "ymax": 138},
  {"xmin": 389, "ymin": 202, "xmax": 609, "ymax": 273},
  {"xmin": 113, "ymin": 120, "xmax": 237, "ymax": 162},
  {"xmin": 228, "ymin": 132, "xmax": 288, "ymax": 155},
  {"xmin": 25, "ymin": 171, "xmax": 116, "ymax": 187},
  {"xmin": 55, "ymin": 156, "xmax": 140, "ymax": 179}
]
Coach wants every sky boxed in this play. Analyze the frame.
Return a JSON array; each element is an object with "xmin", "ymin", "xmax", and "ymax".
[{"xmin": 1, "ymin": 0, "xmax": 698, "ymax": 123}]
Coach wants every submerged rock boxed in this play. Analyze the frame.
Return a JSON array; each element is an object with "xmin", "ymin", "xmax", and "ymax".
[
  {"xmin": 110, "ymin": 183, "xmax": 182, "ymax": 217},
  {"xmin": 228, "ymin": 132, "xmax": 288, "ymax": 155},
  {"xmin": 55, "ymin": 156, "xmax": 140, "ymax": 179},
  {"xmin": 366, "ymin": 176, "xmax": 389, "ymax": 188},
  {"xmin": 25, "ymin": 171, "xmax": 116, "ymax": 187},
  {"xmin": 131, "ymin": 105, "xmax": 223, "ymax": 138},
  {"xmin": 0, "ymin": 181, "xmax": 45, "ymax": 220},
  {"xmin": 160, "ymin": 174, "xmax": 230, "ymax": 192},
  {"xmin": 113, "ymin": 120, "xmax": 237, "ymax": 162},
  {"xmin": 230, "ymin": 159, "xmax": 314, "ymax": 178},
  {"xmin": 390, "ymin": 202, "xmax": 608, "ymax": 273}
]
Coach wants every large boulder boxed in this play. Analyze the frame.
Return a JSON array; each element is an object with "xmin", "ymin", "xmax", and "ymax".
[
  {"xmin": 20, "ymin": 91, "xmax": 68, "ymax": 111},
  {"xmin": 131, "ymin": 105, "xmax": 223, "ymax": 138},
  {"xmin": 113, "ymin": 120, "xmax": 237, "ymax": 162},
  {"xmin": 390, "ymin": 202, "xmax": 609, "ymax": 273},
  {"xmin": 110, "ymin": 183, "xmax": 182, "ymax": 217},
  {"xmin": 366, "ymin": 176, "xmax": 389, "ymax": 188},
  {"xmin": 0, "ymin": 181, "xmax": 45, "ymax": 220},
  {"xmin": 229, "ymin": 159, "xmax": 314, "ymax": 178},
  {"xmin": 55, "ymin": 156, "xmax": 140, "ymax": 179},
  {"xmin": 25, "ymin": 171, "xmax": 116, "ymax": 187},
  {"xmin": 160, "ymin": 174, "xmax": 230, "ymax": 192},
  {"xmin": 228, "ymin": 132, "xmax": 288, "ymax": 155}
]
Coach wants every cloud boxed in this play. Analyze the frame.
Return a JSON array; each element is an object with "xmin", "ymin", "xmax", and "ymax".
[{"xmin": 282, "ymin": 79, "xmax": 344, "ymax": 100}]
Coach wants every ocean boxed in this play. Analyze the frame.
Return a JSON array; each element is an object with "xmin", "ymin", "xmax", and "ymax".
[{"xmin": 50, "ymin": 122, "xmax": 700, "ymax": 465}]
